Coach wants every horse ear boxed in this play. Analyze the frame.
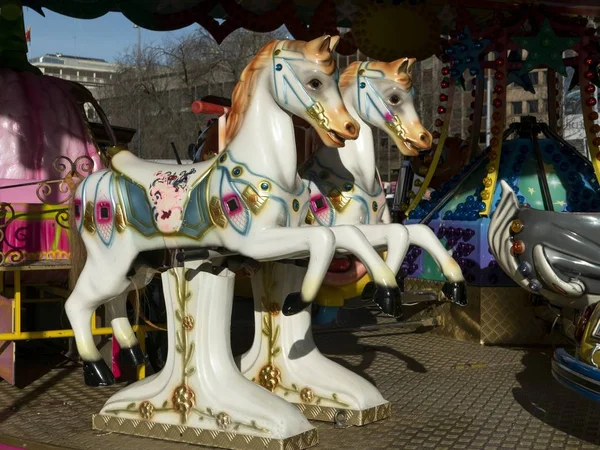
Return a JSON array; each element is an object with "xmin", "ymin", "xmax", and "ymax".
[
  {"xmin": 395, "ymin": 58, "xmax": 410, "ymax": 75},
  {"xmin": 306, "ymin": 35, "xmax": 332, "ymax": 58},
  {"xmin": 328, "ymin": 35, "xmax": 340, "ymax": 53},
  {"xmin": 395, "ymin": 58, "xmax": 417, "ymax": 76}
]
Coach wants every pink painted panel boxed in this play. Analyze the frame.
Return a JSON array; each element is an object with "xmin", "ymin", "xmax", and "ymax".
[
  {"xmin": 0, "ymin": 444, "xmax": 24, "ymax": 450},
  {"xmin": 0, "ymin": 295, "xmax": 15, "ymax": 385},
  {"xmin": 1, "ymin": 218, "xmax": 70, "ymax": 259},
  {"xmin": 0, "ymin": 180, "xmax": 42, "ymax": 204}
]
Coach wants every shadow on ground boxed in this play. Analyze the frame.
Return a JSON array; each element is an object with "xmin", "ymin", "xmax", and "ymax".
[{"xmin": 513, "ymin": 348, "xmax": 600, "ymax": 446}]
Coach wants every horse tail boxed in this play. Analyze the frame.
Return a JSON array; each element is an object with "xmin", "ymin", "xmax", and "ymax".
[{"xmin": 68, "ymin": 195, "xmax": 87, "ymax": 292}]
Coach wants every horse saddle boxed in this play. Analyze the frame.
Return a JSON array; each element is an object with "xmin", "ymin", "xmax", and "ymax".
[
  {"xmin": 111, "ymin": 150, "xmax": 215, "ymax": 237},
  {"xmin": 111, "ymin": 150, "xmax": 211, "ymax": 188}
]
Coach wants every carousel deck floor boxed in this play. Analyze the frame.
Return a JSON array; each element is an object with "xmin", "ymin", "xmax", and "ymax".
[{"xmin": 1, "ymin": 319, "xmax": 600, "ymax": 450}]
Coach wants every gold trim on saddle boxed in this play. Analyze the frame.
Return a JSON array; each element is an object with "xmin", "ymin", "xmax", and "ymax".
[
  {"xmin": 114, "ymin": 204, "xmax": 126, "ymax": 233},
  {"xmin": 83, "ymin": 201, "xmax": 96, "ymax": 233},
  {"xmin": 242, "ymin": 185, "xmax": 268, "ymax": 215},
  {"xmin": 305, "ymin": 209, "xmax": 316, "ymax": 225},
  {"xmin": 209, "ymin": 196, "xmax": 228, "ymax": 228}
]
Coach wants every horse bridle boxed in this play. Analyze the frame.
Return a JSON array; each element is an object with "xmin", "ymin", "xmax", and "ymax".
[
  {"xmin": 272, "ymin": 42, "xmax": 337, "ymax": 133},
  {"xmin": 356, "ymin": 62, "xmax": 410, "ymax": 142}
]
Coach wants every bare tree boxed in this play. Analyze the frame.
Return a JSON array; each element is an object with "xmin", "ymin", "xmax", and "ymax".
[{"xmin": 97, "ymin": 26, "xmax": 289, "ymax": 160}]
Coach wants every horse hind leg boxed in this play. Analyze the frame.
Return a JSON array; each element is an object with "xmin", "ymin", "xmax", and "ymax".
[
  {"xmin": 65, "ymin": 260, "xmax": 133, "ymax": 387},
  {"xmin": 106, "ymin": 294, "xmax": 145, "ymax": 367}
]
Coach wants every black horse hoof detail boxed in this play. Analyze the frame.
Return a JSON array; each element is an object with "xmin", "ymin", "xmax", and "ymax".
[
  {"xmin": 282, "ymin": 292, "xmax": 310, "ymax": 316},
  {"xmin": 119, "ymin": 344, "xmax": 146, "ymax": 367},
  {"xmin": 442, "ymin": 281, "xmax": 468, "ymax": 306},
  {"xmin": 360, "ymin": 281, "xmax": 377, "ymax": 300},
  {"xmin": 83, "ymin": 360, "xmax": 116, "ymax": 387},
  {"xmin": 373, "ymin": 285, "xmax": 403, "ymax": 318}
]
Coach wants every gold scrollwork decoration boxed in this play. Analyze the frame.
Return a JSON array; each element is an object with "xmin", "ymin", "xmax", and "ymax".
[{"xmin": 37, "ymin": 155, "xmax": 95, "ymax": 206}]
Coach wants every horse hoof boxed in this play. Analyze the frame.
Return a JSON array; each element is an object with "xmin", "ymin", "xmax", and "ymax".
[
  {"xmin": 442, "ymin": 281, "xmax": 467, "ymax": 306},
  {"xmin": 373, "ymin": 285, "xmax": 403, "ymax": 318},
  {"xmin": 119, "ymin": 344, "xmax": 146, "ymax": 367},
  {"xmin": 360, "ymin": 281, "xmax": 377, "ymax": 300},
  {"xmin": 282, "ymin": 292, "xmax": 310, "ymax": 316},
  {"xmin": 83, "ymin": 360, "xmax": 116, "ymax": 387}
]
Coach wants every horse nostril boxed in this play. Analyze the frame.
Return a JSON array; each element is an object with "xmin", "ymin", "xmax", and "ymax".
[{"xmin": 345, "ymin": 122, "xmax": 357, "ymax": 136}]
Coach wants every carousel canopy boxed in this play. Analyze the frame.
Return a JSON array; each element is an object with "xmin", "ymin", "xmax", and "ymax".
[{"xmin": 15, "ymin": 0, "xmax": 600, "ymax": 61}]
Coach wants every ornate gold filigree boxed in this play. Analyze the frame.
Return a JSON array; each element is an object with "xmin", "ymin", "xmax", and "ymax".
[
  {"xmin": 300, "ymin": 388, "xmax": 314, "ymax": 403},
  {"xmin": 327, "ymin": 188, "xmax": 351, "ymax": 213},
  {"xmin": 36, "ymin": 155, "xmax": 94, "ymax": 206},
  {"xmin": 83, "ymin": 201, "xmax": 96, "ymax": 233},
  {"xmin": 209, "ymin": 196, "xmax": 227, "ymax": 228},
  {"xmin": 241, "ymin": 185, "xmax": 267, "ymax": 215},
  {"xmin": 172, "ymin": 384, "xmax": 196, "ymax": 417},
  {"xmin": 258, "ymin": 363, "xmax": 282, "ymax": 392},
  {"xmin": 306, "ymin": 101, "xmax": 330, "ymax": 131},
  {"xmin": 182, "ymin": 315, "xmax": 195, "ymax": 331},
  {"xmin": 114, "ymin": 204, "xmax": 126, "ymax": 233},
  {"xmin": 139, "ymin": 401, "xmax": 155, "ymax": 419}
]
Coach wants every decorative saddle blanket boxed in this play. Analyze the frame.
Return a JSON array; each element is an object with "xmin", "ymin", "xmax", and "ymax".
[{"xmin": 117, "ymin": 169, "xmax": 213, "ymax": 238}]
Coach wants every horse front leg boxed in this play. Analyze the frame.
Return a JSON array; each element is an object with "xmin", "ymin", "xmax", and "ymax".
[
  {"xmin": 405, "ymin": 224, "xmax": 467, "ymax": 306},
  {"xmin": 351, "ymin": 223, "xmax": 410, "ymax": 275},
  {"xmin": 238, "ymin": 226, "xmax": 336, "ymax": 316},
  {"xmin": 327, "ymin": 225, "xmax": 403, "ymax": 317}
]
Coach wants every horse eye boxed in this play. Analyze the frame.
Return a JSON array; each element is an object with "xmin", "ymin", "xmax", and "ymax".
[
  {"xmin": 308, "ymin": 79, "xmax": 322, "ymax": 90},
  {"xmin": 389, "ymin": 95, "xmax": 401, "ymax": 105}
]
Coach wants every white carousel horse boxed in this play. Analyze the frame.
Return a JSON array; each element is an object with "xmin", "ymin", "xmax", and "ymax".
[
  {"xmin": 236, "ymin": 59, "xmax": 465, "ymax": 426},
  {"xmin": 303, "ymin": 59, "xmax": 466, "ymax": 317},
  {"xmin": 66, "ymin": 35, "xmax": 403, "ymax": 387}
]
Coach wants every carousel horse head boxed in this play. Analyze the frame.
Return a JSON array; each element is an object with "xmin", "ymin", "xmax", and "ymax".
[
  {"xmin": 339, "ymin": 58, "xmax": 432, "ymax": 156},
  {"xmin": 226, "ymin": 35, "xmax": 359, "ymax": 150}
]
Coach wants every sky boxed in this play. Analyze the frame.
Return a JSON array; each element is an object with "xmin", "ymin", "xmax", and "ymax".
[{"xmin": 23, "ymin": 7, "xmax": 197, "ymax": 62}]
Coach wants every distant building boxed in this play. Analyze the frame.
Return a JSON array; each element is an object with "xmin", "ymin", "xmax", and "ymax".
[
  {"xmin": 28, "ymin": 53, "xmax": 118, "ymax": 97},
  {"xmin": 29, "ymin": 53, "xmax": 118, "ymax": 122}
]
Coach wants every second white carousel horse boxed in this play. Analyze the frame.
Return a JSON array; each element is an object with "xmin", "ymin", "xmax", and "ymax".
[
  {"xmin": 237, "ymin": 59, "xmax": 466, "ymax": 426},
  {"xmin": 305, "ymin": 59, "xmax": 466, "ymax": 321}
]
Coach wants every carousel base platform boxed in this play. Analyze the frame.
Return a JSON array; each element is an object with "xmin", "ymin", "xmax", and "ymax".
[{"xmin": 1, "ymin": 315, "xmax": 600, "ymax": 450}]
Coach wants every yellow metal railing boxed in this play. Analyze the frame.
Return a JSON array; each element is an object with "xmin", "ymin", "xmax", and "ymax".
[{"xmin": 0, "ymin": 262, "xmax": 163, "ymax": 380}]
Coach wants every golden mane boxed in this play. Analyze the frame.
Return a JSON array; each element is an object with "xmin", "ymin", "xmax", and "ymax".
[
  {"xmin": 225, "ymin": 40, "xmax": 278, "ymax": 147},
  {"xmin": 338, "ymin": 59, "xmax": 415, "ymax": 93},
  {"xmin": 339, "ymin": 61, "xmax": 362, "ymax": 92}
]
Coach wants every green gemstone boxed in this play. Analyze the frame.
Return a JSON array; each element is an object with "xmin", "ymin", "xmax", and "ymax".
[
  {"xmin": 292, "ymin": 199, "xmax": 300, "ymax": 211},
  {"xmin": 219, "ymin": 154, "xmax": 227, "ymax": 163},
  {"xmin": 344, "ymin": 183, "xmax": 353, "ymax": 191},
  {"xmin": 372, "ymin": 201, "xmax": 378, "ymax": 212},
  {"xmin": 260, "ymin": 182, "xmax": 270, "ymax": 191},
  {"xmin": 232, "ymin": 166, "xmax": 242, "ymax": 177}
]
